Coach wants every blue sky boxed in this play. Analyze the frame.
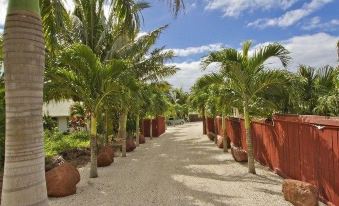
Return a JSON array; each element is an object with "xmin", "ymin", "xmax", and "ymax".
[
  {"xmin": 139, "ymin": 0, "xmax": 339, "ymax": 90},
  {"xmin": 1, "ymin": 0, "xmax": 338, "ymax": 90}
]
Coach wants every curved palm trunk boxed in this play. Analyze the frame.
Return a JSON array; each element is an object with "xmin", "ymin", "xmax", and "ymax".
[
  {"xmin": 1, "ymin": 1, "xmax": 49, "ymax": 205},
  {"xmin": 118, "ymin": 109, "xmax": 127, "ymax": 157},
  {"xmin": 222, "ymin": 115, "xmax": 228, "ymax": 153},
  {"xmin": 90, "ymin": 115, "xmax": 98, "ymax": 178},
  {"xmin": 135, "ymin": 114, "xmax": 140, "ymax": 147},
  {"xmin": 244, "ymin": 103, "xmax": 256, "ymax": 174}
]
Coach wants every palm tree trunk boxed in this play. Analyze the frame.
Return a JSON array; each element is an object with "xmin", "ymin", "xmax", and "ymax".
[
  {"xmin": 204, "ymin": 109, "xmax": 209, "ymax": 134},
  {"xmin": 104, "ymin": 110, "xmax": 108, "ymax": 145},
  {"xmin": 118, "ymin": 109, "xmax": 128, "ymax": 157},
  {"xmin": 214, "ymin": 117, "xmax": 218, "ymax": 144},
  {"xmin": 222, "ymin": 115, "xmax": 228, "ymax": 153},
  {"xmin": 135, "ymin": 114, "xmax": 140, "ymax": 147},
  {"xmin": 202, "ymin": 107, "xmax": 206, "ymax": 134},
  {"xmin": 244, "ymin": 102, "xmax": 256, "ymax": 174},
  {"xmin": 150, "ymin": 118, "xmax": 153, "ymax": 140},
  {"xmin": 1, "ymin": 1, "xmax": 49, "ymax": 205},
  {"xmin": 90, "ymin": 114, "xmax": 98, "ymax": 178}
]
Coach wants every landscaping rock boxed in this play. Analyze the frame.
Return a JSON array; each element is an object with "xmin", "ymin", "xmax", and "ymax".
[
  {"xmin": 126, "ymin": 138, "xmax": 136, "ymax": 152},
  {"xmin": 217, "ymin": 135, "xmax": 224, "ymax": 148},
  {"xmin": 139, "ymin": 133, "xmax": 146, "ymax": 144},
  {"xmin": 45, "ymin": 162, "xmax": 80, "ymax": 197},
  {"xmin": 231, "ymin": 143, "xmax": 248, "ymax": 162},
  {"xmin": 97, "ymin": 145, "xmax": 114, "ymax": 167},
  {"xmin": 282, "ymin": 179, "xmax": 319, "ymax": 206},
  {"xmin": 207, "ymin": 132, "xmax": 216, "ymax": 141}
]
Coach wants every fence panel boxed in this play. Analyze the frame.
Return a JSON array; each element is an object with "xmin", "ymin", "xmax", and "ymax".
[
  {"xmin": 218, "ymin": 115, "xmax": 339, "ymax": 205},
  {"xmin": 207, "ymin": 117, "xmax": 215, "ymax": 134}
]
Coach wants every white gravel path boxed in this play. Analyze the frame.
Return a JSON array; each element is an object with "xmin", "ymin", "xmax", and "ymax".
[{"xmin": 49, "ymin": 122, "xmax": 292, "ymax": 206}]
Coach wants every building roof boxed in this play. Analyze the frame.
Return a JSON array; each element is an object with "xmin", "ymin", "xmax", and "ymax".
[{"xmin": 43, "ymin": 100, "xmax": 74, "ymax": 117}]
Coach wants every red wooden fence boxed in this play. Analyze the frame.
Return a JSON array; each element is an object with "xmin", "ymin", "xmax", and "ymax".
[
  {"xmin": 142, "ymin": 116, "xmax": 166, "ymax": 137},
  {"xmin": 206, "ymin": 117, "xmax": 215, "ymax": 134},
  {"xmin": 212, "ymin": 115, "xmax": 339, "ymax": 205}
]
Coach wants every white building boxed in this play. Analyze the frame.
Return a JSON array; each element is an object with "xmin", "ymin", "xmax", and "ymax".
[{"xmin": 43, "ymin": 100, "xmax": 74, "ymax": 132}]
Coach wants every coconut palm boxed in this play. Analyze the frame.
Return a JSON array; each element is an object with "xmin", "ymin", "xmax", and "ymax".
[
  {"xmin": 70, "ymin": 0, "xmax": 150, "ymax": 60},
  {"xmin": 203, "ymin": 40, "xmax": 291, "ymax": 174},
  {"xmin": 40, "ymin": 0, "xmax": 71, "ymax": 53},
  {"xmin": 44, "ymin": 43, "xmax": 124, "ymax": 177},
  {"xmin": 1, "ymin": 0, "xmax": 49, "ymax": 205}
]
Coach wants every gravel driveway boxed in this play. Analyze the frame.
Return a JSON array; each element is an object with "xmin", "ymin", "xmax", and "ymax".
[{"xmin": 49, "ymin": 122, "xmax": 291, "ymax": 206}]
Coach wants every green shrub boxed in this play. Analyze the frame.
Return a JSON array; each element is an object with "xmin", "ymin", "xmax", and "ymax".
[{"xmin": 44, "ymin": 130, "xmax": 90, "ymax": 158}]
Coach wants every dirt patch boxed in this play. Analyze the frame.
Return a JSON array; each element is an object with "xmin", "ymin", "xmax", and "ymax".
[
  {"xmin": 60, "ymin": 148, "xmax": 91, "ymax": 168},
  {"xmin": 46, "ymin": 148, "xmax": 91, "ymax": 171}
]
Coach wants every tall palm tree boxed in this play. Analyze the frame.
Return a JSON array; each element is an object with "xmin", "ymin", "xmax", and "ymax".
[
  {"xmin": 203, "ymin": 41, "xmax": 291, "ymax": 174},
  {"xmin": 1, "ymin": 0, "xmax": 49, "ymax": 205}
]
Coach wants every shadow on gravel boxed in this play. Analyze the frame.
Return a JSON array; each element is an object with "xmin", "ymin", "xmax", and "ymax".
[{"xmin": 165, "ymin": 125, "xmax": 286, "ymax": 205}]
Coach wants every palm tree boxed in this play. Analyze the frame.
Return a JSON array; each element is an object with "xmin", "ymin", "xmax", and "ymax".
[
  {"xmin": 313, "ymin": 66, "xmax": 339, "ymax": 116},
  {"xmin": 203, "ymin": 41, "xmax": 291, "ymax": 174},
  {"xmin": 40, "ymin": 0, "xmax": 71, "ymax": 54},
  {"xmin": 70, "ymin": 0, "xmax": 150, "ymax": 60},
  {"xmin": 1, "ymin": 0, "xmax": 49, "ymax": 205},
  {"xmin": 107, "ymin": 25, "xmax": 177, "ymax": 144},
  {"xmin": 45, "ymin": 43, "xmax": 123, "ymax": 177},
  {"xmin": 190, "ymin": 77, "xmax": 210, "ymax": 135},
  {"xmin": 1, "ymin": 0, "xmax": 182, "ymax": 204}
]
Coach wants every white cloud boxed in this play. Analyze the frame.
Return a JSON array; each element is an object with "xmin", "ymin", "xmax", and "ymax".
[
  {"xmin": 205, "ymin": 0, "xmax": 299, "ymax": 17},
  {"xmin": 166, "ymin": 61, "xmax": 218, "ymax": 91},
  {"xmin": 166, "ymin": 43, "xmax": 223, "ymax": 57},
  {"xmin": 168, "ymin": 33, "xmax": 339, "ymax": 91},
  {"xmin": 0, "ymin": 0, "xmax": 7, "ymax": 30},
  {"xmin": 248, "ymin": 0, "xmax": 333, "ymax": 28},
  {"xmin": 255, "ymin": 32, "xmax": 339, "ymax": 70},
  {"xmin": 302, "ymin": 16, "xmax": 339, "ymax": 31}
]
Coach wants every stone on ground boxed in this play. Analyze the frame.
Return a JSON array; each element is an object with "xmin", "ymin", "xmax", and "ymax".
[
  {"xmin": 126, "ymin": 138, "xmax": 136, "ymax": 152},
  {"xmin": 282, "ymin": 179, "xmax": 319, "ymax": 206},
  {"xmin": 231, "ymin": 143, "xmax": 248, "ymax": 162},
  {"xmin": 139, "ymin": 133, "xmax": 146, "ymax": 144},
  {"xmin": 97, "ymin": 145, "xmax": 114, "ymax": 167},
  {"xmin": 46, "ymin": 162, "xmax": 80, "ymax": 197}
]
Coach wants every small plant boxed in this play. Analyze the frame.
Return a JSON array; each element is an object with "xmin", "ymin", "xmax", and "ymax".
[
  {"xmin": 43, "ymin": 115, "xmax": 57, "ymax": 130},
  {"xmin": 44, "ymin": 130, "xmax": 90, "ymax": 158}
]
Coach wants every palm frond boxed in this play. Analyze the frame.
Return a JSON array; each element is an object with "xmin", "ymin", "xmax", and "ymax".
[{"xmin": 249, "ymin": 43, "xmax": 291, "ymax": 72}]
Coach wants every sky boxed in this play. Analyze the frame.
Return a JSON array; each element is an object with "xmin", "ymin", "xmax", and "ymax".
[{"xmin": 0, "ymin": 0, "xmax": 339, "ymax": 91}]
